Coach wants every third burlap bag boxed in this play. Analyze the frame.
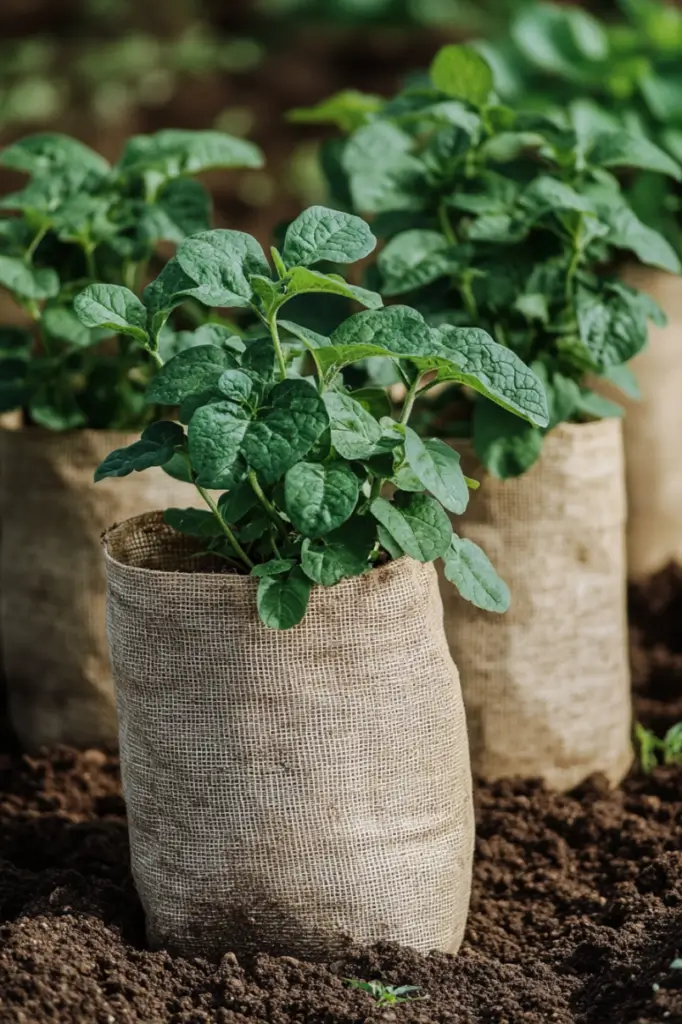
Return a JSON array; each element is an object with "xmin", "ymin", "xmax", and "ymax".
[
  {"xmin": 439, "ymin": 420, "xmax": 632, "ymax": 791},
  {"xmin": 0, "ymin": 428, "xmax": 198, "ymax": 750},
  {"xmin": 103, "ymin": 511, "xmax": 474, "ymax": 961}
]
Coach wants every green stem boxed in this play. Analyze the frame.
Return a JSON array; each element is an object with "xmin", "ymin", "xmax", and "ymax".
[
  {"xmin": 460, "ymin": 272, "xmax": 479, "ymax": 321},
  {"xmin": 369, "ymin": 475, "xmax": 383, "ymax": 502},
  {"xmin": 25, "ymin": 224, "xmax": 48, "ymax": 264},
  {"xmin": 248, "ymin": 470, "xmax": 289, "ymax": 539},
  {"xmin": 196, "ymin": 484, "xmax": 254, "ymax": 569},
  {"xmin": 438, "ymin": 201, "xmax": 458, "ymax": 245},
  {"xmin": 267, "ymin": 313, "xmax": 288, "ymax": 381},
  {"xmin": 566, "ymin": 216, "xmax": 583, "ymax": 302},
  {"xmin": 84, "ymin": 245, "xmax": 97, "ymax": 280},
  {"xmin": 400, "ymin": 374, "xmax": 422, "ymax": 426}
]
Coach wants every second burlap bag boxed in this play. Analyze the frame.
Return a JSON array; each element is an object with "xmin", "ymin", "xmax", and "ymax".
[
  {"xmin": 0, "ymin": 428, "xmax": 199, "ymax": 750},
  {"xmin": 439, "ymin": 420, "xmax": 632, "ymax": 791},
  {"xmin": 103, "ymin": 511, "xmax": 475, "ymax": 961}
]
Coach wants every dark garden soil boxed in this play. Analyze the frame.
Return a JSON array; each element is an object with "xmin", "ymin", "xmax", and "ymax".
[{"xmin": 0, "ymin": 569, "xmax": 681, "ymax": 1023}]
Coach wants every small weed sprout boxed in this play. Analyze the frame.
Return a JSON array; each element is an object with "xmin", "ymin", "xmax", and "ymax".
[
  {"xmin": 343, "ymin": 978, "xmax": 426, "ymax": 1006},
  {"xmin": 635, "ymin": 722, "xmax": 682, "ymax": 773}
]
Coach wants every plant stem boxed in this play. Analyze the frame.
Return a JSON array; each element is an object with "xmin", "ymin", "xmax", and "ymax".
[
  {"xmin": 565, "ymin": 216, "xmax": 583, "ymax": 302},
  {"xmin": 438, "ymin": 201, "xmax": 458, "ymax": 245},
  {"xmin": 25, "ymin": 224, "xmax": 48, "ymax": 264},
  {"xmin": 195, "ymin": 484, "xmax": 254, "ymax": 569},
  {"xmin": 267, "ymin": 313, "xmax": 288, "ymax": 381},
  {"xmin": 248, "ymin": 470, "xmax": 289, "ymax": 539},
  {"xmin": 84, "ymin": 245, "xmax": 97, "ymax": 280},
  {"xmin": 400, "ymin": 374, "xmax": 422, "ymax": 426}
]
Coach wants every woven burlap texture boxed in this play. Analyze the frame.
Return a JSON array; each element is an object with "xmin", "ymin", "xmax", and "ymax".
[
  {"xmin": 438, "ymin": 420, "xmax": 633, "ymax": 791},
  {"xmin": 617, "ymin": 265, "xmax": 682, "ymax": 580},
  {"xmin": 0, "ymin": 428, "xmax": 198, "ymax": 750},
  {"xmin": 103, "ymin": 511, "xmax": 475, "ymax": 962}
]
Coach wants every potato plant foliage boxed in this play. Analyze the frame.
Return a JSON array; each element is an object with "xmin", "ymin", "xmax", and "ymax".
[
  {"xmin": 0, "ymin": 129, "xmax": 262, "ymax": 430},
  {"xmin": 295, "ymin": 43, "xmax": 681, "ymax": 477},
  {"xmin": 83, "ymin": 207, "xmax": 549, "ymax": 628}
]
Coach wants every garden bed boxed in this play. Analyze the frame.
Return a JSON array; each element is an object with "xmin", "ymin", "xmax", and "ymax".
[{"xmin": 0, "ymin": 569, "xmax": 680, "ymax": 1024}]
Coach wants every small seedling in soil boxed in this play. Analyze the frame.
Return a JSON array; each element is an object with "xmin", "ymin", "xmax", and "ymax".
[
  {"xmin": 298, "ymin": 43, "xmax": 681, "ymax": 477},
  {"xmin": 343, "ymin": 978, "xmax": 426, "ymax": 1006},
  {"xmin": 0, "ymin": 129, "xmax": 262, "ymax": 430},
  {"xmin": 635, "ymin": 721, "xmax": 682, "ymax": 773},
  {"xmin": 83, "ymin": 206, "xmax": 551, "ymax": 627}
]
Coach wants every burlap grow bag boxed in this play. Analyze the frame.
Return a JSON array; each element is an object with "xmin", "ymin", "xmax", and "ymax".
[
  {"xmin": 617, "ymin": 265, "xmax": 682, "ymax": 580},
  {"xmin": 103, "ymin": 511, "xmax": 475, "ymax": 962},
  {"xmin": 0, "ymin": 429, "xmax": 197, "ymax": 750},
  {"xmin": 439, "ymin": 420, "xmax": 632, "ymax": 791}
]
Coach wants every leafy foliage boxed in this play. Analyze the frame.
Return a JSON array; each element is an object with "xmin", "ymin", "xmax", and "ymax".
[
  {"xmin": 636, "ymin": 721, "xmax": 682, "ymax": 773},
  {"xmin": 301, "ymin": 42, "xmax": 680, "ymax": 477},
  {"xmin": 0, "ymin": 129, "xmax": 263, "ymax": 430},
  {"xmin": 88, "ymin": 209, "xmax": 549, "ymax": 627},
  {"xmin": 480, "ymin": 0, "xmax": 682, "ymax": 256},
  {"xmin": 343, "ymin": 978, "xmax": 425, "ymax": 1007}
]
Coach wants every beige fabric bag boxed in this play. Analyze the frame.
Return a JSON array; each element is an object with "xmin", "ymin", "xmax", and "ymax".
[
  {"xmin": 616, "ymin": 265, "xmax": 682, "ymax": 580},
  {"xmin": 103, "ymin": 511, "xmax": 474, "ymax": 962},
  {"xmin": 0, "ymin": 429, "xmax": 198, "ymax": 750},
  {"xmin": 439, "ymin": 420, "xmax": 632, "ymax": 791}
]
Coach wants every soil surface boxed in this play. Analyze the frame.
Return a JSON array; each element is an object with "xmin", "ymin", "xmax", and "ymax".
[{"xmin": 0, "ymin": 568, "xmax": 681, "ymax": 1023}]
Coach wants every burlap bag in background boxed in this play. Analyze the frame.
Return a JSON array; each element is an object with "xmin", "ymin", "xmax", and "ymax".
[
  {"xmin": 0, "ymin": 429, "xmax": 199, "ymax": 750},
  {"xmin": 617, "ymin": 265, "xmax": 682, "ymax": 580},
  {"xmin": 438, "ymin": 420, "xmax": 632, "ymax": 791},
  {"xmin": 103, "ymin": 511, "xmax": 475, "ymax": 961}
]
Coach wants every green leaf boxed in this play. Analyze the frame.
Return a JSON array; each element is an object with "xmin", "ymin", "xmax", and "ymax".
[
  {"xmin": 349, "ymin": 387, "xmax": 392, "ymax": 419},
  {"xmin": 442, "ymin": 535, "xmax": 510, "ymax": 612},
  {"xmin": 95, "ymin": 421, "xmax": 185, "ymax": 481},
  {"xmin": 341, "ymin": 122, "xmax": 424, "ymax": 214},
  {"xmin": 521, "ymin": 176, "xmax": 596, "ymax": 217},
  {"xmin": 164, "ymin": 508, "xmax": 223, "ymax": 538},
  {"xmin": 404, "ymin": 429, "xmax": 470, "ymax": 514},
  {"xmin": 188, "ymin": 401, "xmax": 250, "ymax": 489},
  {"xmin": 176, "ymin": 229, "xmax": 270, "ymax": 308},
  {"xmin": 250, "ymin": 559, "xmax": 296, "ymax": 578},
  {"xmin": 257, "ymin": 566, "xmax": 312, "ymax": 629},
  {"xmin": 242, "ymin": 378, "xmax": 329, "ymax": 485},
  {"xmin": 147, "ymin": 345, "xmax": 236, "ymax": 405},
  {"xmin": 370, "ymin": 494, "xmax": 452, "ymax": 562},
  {"xmin": 576, "ymin": 286, "xmax": 650, "ymax": 369},
  {"xmin": 377, "ymin": 524, "xmax": 405, "ymax": 560},
  {"xmin": 0, "ymin": 256, "xmax": 59, "ymax": 300},
  {"xmin": 0, "ymin": 132, "xmax": 109, "ymax": 176},
  {"xmin": 285, "ymin": 460, "xmax": 359, "ymax": 537},
  {"xmin": 323, "ymin": 390, "xmax": 382, "ymax": 459},
  {"xmin": 118, "ymin": 129, "xmax": 263, "ymax": 183},
  {"xmin": 283, "ymin": 267, "xmax": 383, "ymax": 309},
  {"xmin": 430, "ymin": 45, "xmax": 494, "ymax": 107},
  {"xmin": 282, "ymin": 206, "xmax": 376, "ymax": 267},
  {"xmin": 142, "ymin": 257, "xmax": 199, "ymax": 317},
  {"xmin": 143, "ymin": 178, "xmax": 212, "ymax": 244},
  {"xmin": 601, "ymin": 363, "xmax": 640, "ymax": 400},
  {"xmin": 218, "ymin": 482, "xmax": 258, "ymax": 523},
  {"xmin": 300, "ymin": 516, "xmax": 375, "ymax": 586},
  {"xmin": 287, "ymin": 90, "xmax": 383, "ymax": 132},
  {"xmin": 217, "ymin": 369, "xmax": 254, "ymax": 403},
  {"xmin": 29, "ymin": 388, "xmax": 86, "ymax": 431},
  {"xmin": 42, "ymin": 305, "xmax": 101, "ymax": 348},
  {"xmin": 378, "ymin": 230, "xmax": 456, "ymax": 296},
  {"xmin": 74, "ymin": 285, "xmax": 149, "ymax": 343},
  {"xmin": 603, "ymin": 205, "xmax": 681, "ymax": 274},
  {"xmin": 589, "ymin": 132, "xmax": 682, "ymax": 180},
  {"xmin": 576, "ymin": 391, "xmax": 624, "ymax": 419},
  {"xmin": 472, "ymin": 399, "xmax": 544, "ymax": 480}
]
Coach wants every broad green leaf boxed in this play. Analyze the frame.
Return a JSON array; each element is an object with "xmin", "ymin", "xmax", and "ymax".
[
  {"xmin": 472, "ymin": 399, "xmax": 544, "ymax": 479},
  {"xmin": 218, "ymin": 482, "xmax": 258, "ymax": 523},
  {"xmin": 242, "ymin": 337, "xmax": 277, "ymax": 383},
  {"xmin": 176, "ymin": 229, "xmax": 270, "ymax": 308},
  {"xmin": 282, "ymin": 206, "xmax": 376, "ymax": 267},
  {"xmin": 404, "ymin": 429, "xmax": 470, "ymax": 514},
  {"xmin": 164, "ymin": 508, "xmax": 223, "ymax": 538},
  {"xmin": 370, "ymin": 494, "xmax": 452, "ymax": 562},
  {"xmin": 436, "ymin": 325, "xmax": 550, "ymax": 427},
  {"xmin": 95, "ymin": 421, "xmax": 185, "ymax": 481},
  {"xmin": 147, "ymin": 345, "xmax": 237, "ymax": 405},
  {"xmin": 0, "ymin": 256, "xmax": 59, "ymax": 300},
  {"xmin": 601, "ymin": 363, "xmax": 640, "ymax": 400},
  {"xmin": 323, "ymin": 390, "xmax": 382, "ymax": 459},
  {"xmin": 142, "ymin": 178, "xmax": 212, "ymax": 244},
  {"xmin": 377, "ymin": 523, "xmax": 405, "ymax": 560},
  {"xmin": 300, "ymin": 516, "xmax": 375, "ymax": 586},
  {"xmin": 378, "ymin": 230, "xmax": 456, "ymax": 296},
  {"xmin": 0, "ymin": 132, "xmax": 109, "ymax": 176},
  {"xmin": 118, "ymin": 129, "xmax": 263, "ymax": 183},
  {"xmin": 159, "ymin": 323, "xmax": 244, "ymax": 362},
  {"xmin": 283, "ymin": 267, "xmax": 383, "ymax": 309},
  {"xmin": 285, "ymin": 460, "xmax": 359, "ymax": 537},
  {"xmin": 142, "ymin": 257, "xmax": 199, "ymax": 316},
  {"xmin": 603, "ymin": 205, "xmax": 681, "ymax": 274},
  {"xmin": 430, "ymin": 45, "xmax": 494, "ymax": 107},
  {"xmin": 217, "ymin": 369, "xmax": 254, "ymax": 403},
  {"xmin": 576, "ymin": 391, "xmax": 624, "ymax": 419},
  {"xmin": 278, "ymin": 320, "xmax": 330, "ymax": 351},
  {"xmin": 250, "ymin": 559, "xmax": 296, "ymax": 578},
  {"xmin": 188, "ymin": 401, "xmax": 250, "ymax": 489},
  {"xmin": 74, "ymin": 284, "xmax": 148, "ymax": 343},
  {"xmin": 287, "ymin": 90, "xmax": 383, "ymax": 132},
  {"xmin": 588, "ymin": 132, "xmax": 682, "ymax": 181},
  {"xmin": 242, "ymin": 378, "xmax": 329, "ymax": 485},
  {"xmin": 42, "ymin": 305, "xmax": 101, "ymax": 348},
  {"xmin": 576, "ymin": 287, "xmax": 649, "ymax": 368},
  {"xmin": 442, "ymin": 535, "xmax": 510, "ymax": 612},
  {"xmin": 257, "ymin": 566, "xmax": 311, "ymax": 629},
  {"xmin": 521, "ymin": 176, "xmax": 596, "ymax": 217},
  {"xmin": 342, "ymin": 122, "xmax": 425, "ymax": 214}
]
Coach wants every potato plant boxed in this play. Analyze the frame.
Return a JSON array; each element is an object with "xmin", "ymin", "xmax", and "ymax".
[
  {"xmin": 295, "ymin": 44, "xmax": 682, "ymax": 477},
  {"xmin": 0, "ymin": 129, "xmax": 262, "ymax": 430},
  {"xmin": 78, "ymin": 206, "xmax": 550, "ymax": 628}
]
